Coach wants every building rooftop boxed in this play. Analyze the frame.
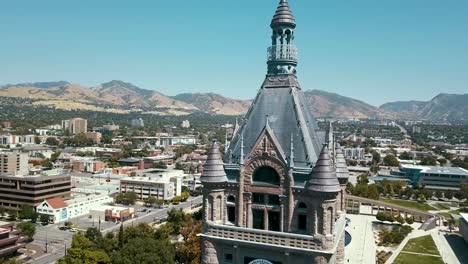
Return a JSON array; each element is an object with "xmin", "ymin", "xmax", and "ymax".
[
  {"xmin": 45, "ymin": 197, "xmax": 67, "ymax": 209},
  {"xmin": 401, "ymin": 164, "xmax": 468, "ymax": 176}
]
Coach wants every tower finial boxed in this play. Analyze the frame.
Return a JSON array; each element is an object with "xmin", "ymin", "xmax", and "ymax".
[{"xmin": 268, "ymin": 0, "xmax": 297, "ymax": 75}]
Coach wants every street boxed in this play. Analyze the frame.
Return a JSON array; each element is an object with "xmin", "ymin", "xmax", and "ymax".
[{"xmin": 29, "ymin": 195, "xmax": 202, "ymax": 264}]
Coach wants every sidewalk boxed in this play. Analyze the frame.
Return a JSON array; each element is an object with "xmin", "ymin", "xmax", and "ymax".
[{"xmin": 345, "ymin": 214, "xmax": 376, "ymax": 264}]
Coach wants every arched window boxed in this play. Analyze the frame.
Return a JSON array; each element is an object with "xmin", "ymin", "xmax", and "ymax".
[
  {"xmin": 252, "ymin": 166, "xmax": 280, "ymax": 186},
  {"xmin": 298, "ymin": 202, "xmax": 307, "ymax": 209}
]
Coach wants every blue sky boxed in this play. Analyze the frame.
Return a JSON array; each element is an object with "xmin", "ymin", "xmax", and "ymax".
[{"xmin": 1, "ymin": 0, "xmax": 467, "ymax": 106}]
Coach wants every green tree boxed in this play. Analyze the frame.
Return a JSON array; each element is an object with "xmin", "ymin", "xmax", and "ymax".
[
  {"xmin": 17, "ymin": 222, "xmax": 36, "ymax": 240},
  {"xmin": 40, "ymin": 214, "xmax": 49, "ymax": 225},
  {"xmin": 45, "ymin": 137, "xmax": 59, "ymax": 146},
  {"xmin": 372, "ymin": 151, "xmax": 381, "ymax": 165},
  {"xmin": 111, "ymin": 237, "xmax": 175, "ymax": 264},
  {"xmin": 383, "ymin": 155, "xmax": 400, "ymax": 167},
  {"xmin": 420, "ymin": 156, "xmax": 437, "ymax": 166},
  {"xmin": 399, "ymin": 151, "xmax": 411, "ymax": 160},
  {"xmin": 41, "ymin": 159, "xmax": 53, "ymax": 168},
  {"xmin": 18, "ymin": 205, "xmax": 36, "ymax": 220}
]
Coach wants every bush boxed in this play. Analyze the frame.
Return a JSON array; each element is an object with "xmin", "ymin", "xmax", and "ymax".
[{"xmin": 405, "ymin": 217, "xmax": 414, "ymax": 224}]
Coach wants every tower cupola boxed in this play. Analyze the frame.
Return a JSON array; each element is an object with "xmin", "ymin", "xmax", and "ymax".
[{"xmin": 267, "ymin": 0, "xmax": 298, "ymax": 75}]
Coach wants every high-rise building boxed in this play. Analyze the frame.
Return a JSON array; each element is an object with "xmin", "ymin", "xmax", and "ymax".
[
  {"xmin": 69, "ymin": 118, "xmax": 88, "ymax": 134},
  {"xmin": 0, "ymin": 150, "xmax": 28, "ymax": 176},
  {"xmin": 200, "ymin": 1, "xmax": 349, "ymax": 264}
]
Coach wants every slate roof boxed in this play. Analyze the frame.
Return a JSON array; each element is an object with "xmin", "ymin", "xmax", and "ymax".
[
  {"xmin": 335, "ymin": 143, "xmax": 350, "ymax": 180},
  {"xmin": 271, "ymin": 0, "xmax": 296, "ymax": 28},
  {"xmin": 305, "ymin": 145, "xmax": 341, "ymax": 193},
  {"xmin": 225, "ymin": 75, "xmax": 324, "ymax": 169},
  {"xmin": 201, "ymin": 141, "xmax": 228, "ymax": 183}
]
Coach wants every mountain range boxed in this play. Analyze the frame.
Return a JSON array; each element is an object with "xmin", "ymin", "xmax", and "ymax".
[{"xmin": 0, "ymin": 80, "xmax": 466, "ymax": 123}]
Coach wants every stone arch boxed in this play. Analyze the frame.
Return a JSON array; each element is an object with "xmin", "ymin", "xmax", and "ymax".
[{"xmin": 243, "ymin": 157, "xmax": 286, "ymax": 187}]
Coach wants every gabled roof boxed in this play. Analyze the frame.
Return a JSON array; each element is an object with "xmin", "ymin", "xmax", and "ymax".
[
  {"xmin": 43, "ymin": 197, "xmax": 67, "ymax": 209},
  {"xmin": 225, "ymin": 75, "xmax": 323, "ymax": 169}
]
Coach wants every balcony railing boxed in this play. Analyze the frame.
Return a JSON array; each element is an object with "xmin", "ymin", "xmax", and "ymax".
[
  {"xmin": 205, "ymin": 223, "xmax": 320, "ymax": 250},
  {"xmin": 267, "ymin": 44, "xmax": 298, "ymax": 62}
]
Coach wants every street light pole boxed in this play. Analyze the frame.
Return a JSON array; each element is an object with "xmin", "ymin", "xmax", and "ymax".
[{"xmin": 45, "ymin": 228, "xmax": 48, "ymax": 253}]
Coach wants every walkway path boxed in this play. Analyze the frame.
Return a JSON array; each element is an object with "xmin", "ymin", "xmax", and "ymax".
[{"xmin": 345, "ymin": 214, "xmax": 376, "ymax": 264}]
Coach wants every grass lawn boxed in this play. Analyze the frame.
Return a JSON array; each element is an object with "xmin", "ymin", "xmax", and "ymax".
[
  {"xmin": 433, "ymin": 203, "xmax": 450, "ymax": 210},
  {"xmin": 393, "ymin": 252, "xmax": 444, "ymax": 264},
  {"xmin": 402, "ymin": 235, "xmax": 440, "ymax": 255},
  {"xmin": 380, "ymin": 198, "xmax": 437, "ymax": 211}
]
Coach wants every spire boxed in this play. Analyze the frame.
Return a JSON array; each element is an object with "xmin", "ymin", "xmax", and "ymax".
[
  {"xmin": 239, "ymin": 133, "xmax": 245, "ymax": 165},
  {"xmin": 200, "ymin": 141, "xmax": 227, "ymax": 183},
  {"xmin": 334, "ymin": 143, "xmax": 350, "ymax": 180},
  {"xmin": 271, "ymin": 0, "xmax": 296, "ymax": 28},
  {"xmin": 289, "ymin": 134, "xmax": 295, "ymax": 168},
  {"xmin": 305, "ymin": 144, "xmax": 341, "ymax": 193},
  {"xmin": 224, "ymin": 129, "xmax": 229, "ymax": 154},
  {"xmin": 267, "ymin": 0, "xmax": 298, "ymax": 75}
]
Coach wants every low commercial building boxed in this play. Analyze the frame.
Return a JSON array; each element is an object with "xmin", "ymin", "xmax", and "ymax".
[
  {"xmin": 120, "ymin": 169, "xmax": 183, "ymax": 201},
  {"xmin": 86, "ymin": 132, "xmax": 102, "ymax": 143},
  {"xmin": 343, "ymin": 147, "xmax": 365, "ymax": 160},
  {"xmin": 0, "ymin": 173, "xmax": 71, "ymax": 210},
  {"xmin": 17, "ymin": 145, "xmax": 53, "ymax": 159},
  {"xmin": 36, "ymin": 194, "xmax": 114, "ymax": 223},
  {"xmin": 90, "ymin": 205, "xmax": 135, "ymax": 223},
  {"xmin": 0, "ymin": 134, "xmax": 35, "ymax": 146},
  {"xmin": 391, "ymin": 164, "xmax": 468, "ymax": 190},
  {"xmin": 0, "ymin": 221, "xmax": 26, "ymax": 258},
  {"xmin": 72, "ymin": 159, "xmax": 106, "ymax": 173}
]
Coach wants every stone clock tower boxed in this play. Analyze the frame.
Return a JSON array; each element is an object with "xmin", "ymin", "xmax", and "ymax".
[{"xmin": 200, "ymin": 1, "xmax": 349, "ymax": 263}]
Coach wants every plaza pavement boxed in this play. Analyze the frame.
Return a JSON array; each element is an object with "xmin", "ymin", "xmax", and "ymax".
[{"xmin": 345, "ymin": 214, "xmax": 376, "ymax": 264}]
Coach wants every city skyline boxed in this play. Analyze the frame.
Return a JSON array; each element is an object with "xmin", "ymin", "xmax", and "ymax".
[{"xmin": 1, "ymin": 0, "xmax": 467, "ymax": 106}]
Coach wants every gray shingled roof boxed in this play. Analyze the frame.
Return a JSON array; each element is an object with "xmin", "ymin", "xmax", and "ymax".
[
  {"xmin": 271, "ymin": 0, "xmax": 296, "ymax": 28},
  {"xmin": 200, "ymin": 141, "xmax": 228, "ymax": 183},
  {"xmin": 305, "ymin": 145, "xmax": 341, "ymax": 193},
  {"xmin": 335, "ymin": 144, "xmax": 350, "ymax": 179},
  {"xmin": 225, "ymin": 75, "xmax": 323, "ymax": 169}
]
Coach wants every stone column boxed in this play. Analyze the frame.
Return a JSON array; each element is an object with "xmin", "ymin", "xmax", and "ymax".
[
  {"xmin": 336, "ymin": 234, "xmax": 345, "ymax": 264},
  {"xmin": 264, "ymin": 207, "xmax": 269, "ymax": 231},
  {"xmin": 201, "ymin": 238, "xmax": 219, "ymax": 264},
  {"xmin": 237, "ymin": 168, "xmax": 245, "ymax": 227},
  {"xmin": 279, "ymin": 195, "xmax": 286, "ymax": 232},
  {"xmin": 245, "ymin": 192, "xmax": 252, "ymax": 228}
]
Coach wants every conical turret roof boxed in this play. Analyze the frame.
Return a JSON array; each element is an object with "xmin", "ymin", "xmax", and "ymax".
[
  {"xmin": 305, "ymin": 145, "xmax": 341, "ymax": 193},
  {"xmin": 200, "ymin": 141, "xmax": 227, "ymax": 183},
  {"xmin": 271, "ymin": 0, "xmax": 296, "ymax": 28},
  {"xmin": 335, "ymin": 143, "xmax": 349, "ymax": 180}
]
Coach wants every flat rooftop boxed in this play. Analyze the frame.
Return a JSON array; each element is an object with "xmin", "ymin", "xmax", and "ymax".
[{"xmin": 401, "ymin": 164, "xmax": 468, "ymax": 176}]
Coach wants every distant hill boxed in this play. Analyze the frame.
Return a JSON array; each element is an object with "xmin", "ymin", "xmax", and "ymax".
[
  {"xmin": 1, "ymin": 80, "xmax": 466, "ymax": 122},
  {"xmin": 380, "ymin": 93, "xmax": 468, "ymax": 123},
  {"xmin": 303, "ymin": 90, "xmax": 392, "ymax": 119},
  {"xmin": 172, "ymin": 93, "xmax": 251, "ymax": 116}
]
